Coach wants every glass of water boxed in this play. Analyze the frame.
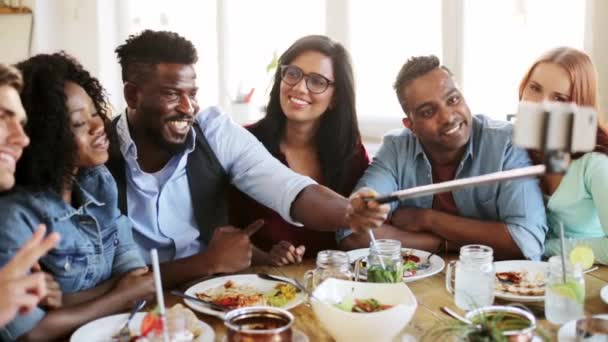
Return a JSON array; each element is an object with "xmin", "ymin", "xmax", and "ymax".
[
  {"xmin": 445, "ymin": 245, "xmax": 495, "ymax": 310},
  {"xmin": 545, "ymin": 255, "xmax": 585, "ymax": 324}
]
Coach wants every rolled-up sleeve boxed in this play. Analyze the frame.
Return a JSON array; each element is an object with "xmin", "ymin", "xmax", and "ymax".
[
  {"xmin": 499, "ymin": 142, "xmax": 548, "ymax": 260},
  {"xmin": 197, "ymin": 107, "xmax": 315, "ymax": 225},
  {"xmin": 337, "ymin": 135, "xmax": 402, "ymax": 243},
  {"xmin": 112, "ymin": 214, "xmax": 146, "ymax": 275}
]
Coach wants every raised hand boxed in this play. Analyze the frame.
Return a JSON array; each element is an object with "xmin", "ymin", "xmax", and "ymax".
[{"xmin": 0, "ymin": 224, "xmax": 60, "ymax": 325}]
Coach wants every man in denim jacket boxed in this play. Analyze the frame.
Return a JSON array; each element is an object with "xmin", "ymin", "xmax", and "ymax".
[
  {"xmin": 339, "ymin": 55, "xmax": 547, "ymax": 260},
  {"xmin": 0, "ymin": 64, "xmax": 59, "ymax": 334}
]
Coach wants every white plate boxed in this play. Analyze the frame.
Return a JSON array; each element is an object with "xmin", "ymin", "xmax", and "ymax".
[
  {"xmin": 183, "ymin": 274, "xmax": 306, "ymax": 318},
  {"xmin": 70, "ymin": 312, "xmax": 215, "ymax": 342},
  {"xmin": 601, "ymin": 285, "xmax": 608, "ymax": 304},
  {"xmin": 346, "ymin": 248, "xmax": 445, "ymax": 282},
  {"xmin": 558, "ymin": 314, "xmax": 608, "ymax": 342},
  {"xmin": 494, "ymin": 260, "xmax": 548, "ymax": 302}
]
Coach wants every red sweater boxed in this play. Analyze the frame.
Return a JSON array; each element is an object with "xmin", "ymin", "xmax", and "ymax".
[{"xmin": 228, "ymin": 133, "xmax": 370, "ymax": 258}]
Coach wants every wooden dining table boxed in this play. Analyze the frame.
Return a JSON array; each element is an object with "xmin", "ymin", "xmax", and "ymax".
[{"xmin": 163, "ymin": 255, "xmax": 608, "ymax": 341}]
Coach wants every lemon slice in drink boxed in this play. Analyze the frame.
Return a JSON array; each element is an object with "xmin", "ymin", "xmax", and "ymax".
[
  {"xmin": 550, "ymin": 281, "xmax": 585, "ymax": 304},
  {"xmin": 570, "ymin": 245, "xmax": 594, "ymax": 270}
]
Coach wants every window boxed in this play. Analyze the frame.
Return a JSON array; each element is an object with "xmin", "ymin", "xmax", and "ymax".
[
  {"xmin": 462, "ymin": 0, "xmax": 586, "ymax": 119},
  {"xmin": 350, "ymin": 1, "xmax": 443, "ymax": 139},
  {"xmin": 124, "ymin": 0, "xmax": 218, "ymax": 109},
  {"xmin": 224, "ymin": 0, "xmax": 325, "ymax": 123}
]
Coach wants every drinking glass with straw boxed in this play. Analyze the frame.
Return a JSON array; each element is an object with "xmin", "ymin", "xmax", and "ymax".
[
  {"xmin": 150, "ymin": 249, "xmax": 170, "ymax": 342},
  {"xmin": 559, "ymin": 222, "xmax": 567, "ymax": 283},
  {"xmin": 368, "ymin": 230, "xmax": 385, "ymax": 269}
]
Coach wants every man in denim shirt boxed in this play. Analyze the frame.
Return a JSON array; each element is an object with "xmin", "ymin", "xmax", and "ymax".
[
  {"xmin": 0, "ymin": 64, "xmax": 60, "ymax": 330},
  {"xmin": 339, "ymin": 56, "xmax": 547, "ymax": 260}
]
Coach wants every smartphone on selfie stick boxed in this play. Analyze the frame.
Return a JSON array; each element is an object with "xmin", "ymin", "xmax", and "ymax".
[
  {"xmin": 514, "ymin": 101, "xmax": 598, "ymax": 174},
  {"xmin": 368, "ymin": 101, "xmax": 598, "ymax": 205}
]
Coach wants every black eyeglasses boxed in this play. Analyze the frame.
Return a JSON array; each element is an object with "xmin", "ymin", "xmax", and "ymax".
[{"xmin": 280, "ymin": 65, "xmax": 334, "ymax": 94}]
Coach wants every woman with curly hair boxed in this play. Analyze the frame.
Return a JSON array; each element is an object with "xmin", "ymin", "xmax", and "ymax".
[
  {"xmin": 0, "ymin": 53, "xmax": 154, "ymax": 341},
  {"xmin": 518, "ymin": 47, "xmax": 608, "ymax": 264},
  {"xmin": 229, "ymin": 35, "xmax": 369, "ymax": 265}
]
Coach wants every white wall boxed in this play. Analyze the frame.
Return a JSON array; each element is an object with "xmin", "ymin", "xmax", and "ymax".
[
  {"xmin": 587, "ymin": 0, "xmax": 608, "ymax": 121},
  {"xmin": 13, "ymin": 0, "xmax": 126, "ymax": 113},
  {"xmin": 4, "ymin": 1, "xmax": 608, "ymax": 123}
]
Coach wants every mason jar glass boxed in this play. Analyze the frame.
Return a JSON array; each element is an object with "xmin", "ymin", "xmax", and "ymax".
[
  {"xmin": 446, "ymin": 244, "xmax": 495, "ymax": 310},
  {"xmin": 545, "ymin": 255, "xmax": 585, "ymax": 324},
  {"xmin": 366, "ymin": 239, "xmax": 403, "ymax": 283},
  {"xmin": 303, "ymin": 250, "xmax": 353, "ymax": 291}
]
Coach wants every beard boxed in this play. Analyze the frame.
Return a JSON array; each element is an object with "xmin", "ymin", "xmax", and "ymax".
[{"xmin": 145, "ymin": 127, "xmax": 189, "ymax": 155}]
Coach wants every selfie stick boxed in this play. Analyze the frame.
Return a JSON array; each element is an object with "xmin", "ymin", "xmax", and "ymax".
[{"xmin": 368, "ymin": 164, "xmax": 546, "ymax": 205}]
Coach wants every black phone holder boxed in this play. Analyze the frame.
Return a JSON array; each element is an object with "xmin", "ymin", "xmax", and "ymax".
[{"xmin": 539, "ymin": 110, "xmax": 574, "ymax": 174}]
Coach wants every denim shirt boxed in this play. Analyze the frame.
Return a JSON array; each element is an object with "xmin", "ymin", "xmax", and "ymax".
[
  {"xmin": 0, "ymin": 165, "xmax": 145, "ymax": 340},
  {"xmin": 337, "ymin": 115, "xmax": 548, "ymax": 260}
]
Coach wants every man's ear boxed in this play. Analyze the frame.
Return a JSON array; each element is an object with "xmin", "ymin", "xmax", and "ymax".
[
  {"xmin": 402, "ymin": 117, "xmax": 412, "ymax": 129},
  {"xmin": 123, "ymin": 82, "xmax": 139, "ymax": 109}
]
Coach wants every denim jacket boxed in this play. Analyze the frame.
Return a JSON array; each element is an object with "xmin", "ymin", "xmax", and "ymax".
[
  {"xmin": 0, "ymin": 165, "xmax": 145, "ymax": 340},
  {"xmin": 337, "ymin": 115, "xmax": 548, "ymax": 260}
]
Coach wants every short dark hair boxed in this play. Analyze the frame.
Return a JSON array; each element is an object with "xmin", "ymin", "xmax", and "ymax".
[
  {"xmin": 393, "ymin": 55, "xmax": 452, "ymax": 113},
  {"xmin": 0, "ymin": 64, "xmax": 23, "ymax": 92},
  {"xmin": 16, "ymin": 52, "xmax": 109, "ymax": 193},
  {"xmin": 252, "ymin": 35, "xmax": 361, "ymax": 195},
  {"xmin": 115, "ymin": 29, "xmax": 198, "ymax": 83}
]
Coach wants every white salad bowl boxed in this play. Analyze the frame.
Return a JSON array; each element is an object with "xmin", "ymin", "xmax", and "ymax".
[{"xmin": 310, "ymin": 278, "xmax": 417, "ymax": 342}]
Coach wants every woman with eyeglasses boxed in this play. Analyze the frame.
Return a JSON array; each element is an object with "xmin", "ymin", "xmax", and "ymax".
[
  {"xmin": 229, "ymin": 35, "xmax": 369, "ymax": 266},
  {"xmin": 518, "ymin": 47, "xmax": 608, "ymax": 265}
]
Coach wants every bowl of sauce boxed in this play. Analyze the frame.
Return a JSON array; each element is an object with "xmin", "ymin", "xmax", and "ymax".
[
  {"xmin": 465, "ymin": 305, "xmax": 536, "ymax": 342},
  {"xmin": 224, "ymin": 306, "xmax": 294, "ymax": 342}
]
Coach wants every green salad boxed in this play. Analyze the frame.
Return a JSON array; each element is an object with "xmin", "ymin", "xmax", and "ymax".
[
  {"xmin": 335, "ymin": 297, "xmax": 393, "ymax": 313},
  {"xmin": 367, "ymin": 263, "xmax": 404, "ymax": 283}
]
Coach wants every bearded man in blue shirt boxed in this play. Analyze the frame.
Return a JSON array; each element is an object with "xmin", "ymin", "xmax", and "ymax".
[
  {"xmin": 108, "ymin": 30, "xmax": 388, "ymax": 288},
  {"xmin": 338, "ymin": 55, "xmax": 547, "ymax": 260}
]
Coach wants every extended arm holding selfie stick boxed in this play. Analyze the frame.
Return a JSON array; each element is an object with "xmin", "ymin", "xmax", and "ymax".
[{"xmin": 367, "ymin": 101, "xmax": 598, "ymax": 205}]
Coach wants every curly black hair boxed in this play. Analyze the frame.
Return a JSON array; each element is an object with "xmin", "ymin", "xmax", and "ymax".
[
  {"xmin": 115, "ymin": 29, "xmax": 198, "ymax": 83},
  {"xmin": 15, "ymin": 52, "xmax": 109, "ymax": 194},
  {"xmin": 393, "ymin": 55, "xmax": 452, "ymax": 114}
]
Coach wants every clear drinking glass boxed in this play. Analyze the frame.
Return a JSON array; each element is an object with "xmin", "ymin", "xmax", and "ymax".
[
  {"xmin": 445, "ymin": 245, "xmax": 495, "ymax": 310},
  {"xmin": 366, "ymin": 239, "xmax": 403, "ymax": 283},
  {"xmin": 545, "ymin": 255, "xmax": 585, "ymax": 324},
  {"xmin": 303, "ymin": 250, "xmax": 353, "ymax": 291}
]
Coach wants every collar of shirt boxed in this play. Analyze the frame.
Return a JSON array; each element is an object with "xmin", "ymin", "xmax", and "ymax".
[
  {"xmin": 30, "ymin": 167, "xmax": 107, "ymax": 222},
  {"xmin": 412, "ymin": 122, "xmax": 476, "ymax": 167}
]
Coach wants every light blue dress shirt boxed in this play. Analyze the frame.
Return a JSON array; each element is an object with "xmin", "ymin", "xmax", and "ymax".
[
  {"xmin": 116, "ymin": 107, "xmax": 316, "ymax": 263},
  {"xmin": 337, "ymin": 115, "xmax": 548, "ymax": 260}
]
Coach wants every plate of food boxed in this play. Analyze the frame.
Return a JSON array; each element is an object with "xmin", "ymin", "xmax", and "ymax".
[
  {"xmin": 346, "ymin": 248, "xmax": 445, "ymax": 282},
  {"xmin": 494, "ymin": 260, "xmax": 548, "ymax": 302},
  {"xmin": 558, "ymin": 314, "xmax": 608, "ymax": 342},
  {"xmin": 601, "ymin": 285, "xmax": 608, "ymax": 304},
  {"xmin": 183, "ymin": 274, "xmax": 305, "ymax": 318},
  {"xmin": 70, "ymin": 304, "xmax": 214, "ymax": 342}
]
